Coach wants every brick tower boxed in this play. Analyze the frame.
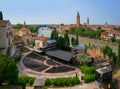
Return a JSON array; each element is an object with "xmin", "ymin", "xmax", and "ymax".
[{"xmin": 76, "ymin": 12, "xmax": 80, "ymax": 27}]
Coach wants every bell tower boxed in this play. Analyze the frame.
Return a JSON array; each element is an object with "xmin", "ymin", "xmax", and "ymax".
[{"xmin": 76, "ymin": 12, "xmax": 80, "ymax": 27}]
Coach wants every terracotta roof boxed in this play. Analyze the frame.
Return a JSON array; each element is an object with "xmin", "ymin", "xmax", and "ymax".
[
  {"xmin": 35, "ymin": 36, "xmax": 48, "ymax": 41},
  {"xmin": 0, "ymin": 20, "xmax": 9, "ymax": 27}
]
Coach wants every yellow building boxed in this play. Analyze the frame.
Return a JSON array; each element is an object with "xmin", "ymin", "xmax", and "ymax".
[{"xmin": 100, "ymin": 32, "xmax": 106, "ymax": 40}]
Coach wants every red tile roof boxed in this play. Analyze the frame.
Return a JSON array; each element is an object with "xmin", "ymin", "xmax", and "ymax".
[{"xmin": 0, "ymin": 20, "xmax": 9, "ymax": 27}]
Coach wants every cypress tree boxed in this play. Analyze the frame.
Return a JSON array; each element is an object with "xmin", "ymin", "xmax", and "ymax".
[
  {"xmin": 117, "ymin": 40, "xmax": 120, "ymax": 66},
  {"xmin": 0, "ymin": 11, "xmax": 3, "ymax": 20},
  {"xmin": 76, "ymin": 35, "xmax": 79, "ymax": 45},
  {"xmin": 64, "ymin": 31, "xmax": 70, "ymax": 48}
]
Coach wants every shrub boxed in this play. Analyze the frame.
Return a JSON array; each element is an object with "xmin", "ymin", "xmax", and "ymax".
[
  {"xmin": 28, "ymin": 77, "xmax": 35, "ymax": 85},
  {"xmin": 44, "ymin": 86, "xmax": 48, "ymax": 89},
  {"xmin": 80, "ymin": 66, "xmax": 95, "ymax": 74},
  {"xmin": 16, "ymin": 77, "xmax": 26, "ymax": 89},
  {"xmin": 45, "ymin": 76, "xmax": 80, "ymax": 87},
  {"xmin": 14, "ymin": 55, "xmax": 22, "ymax": 63},
  {"xmin": 15, "ymin": 76, "xmax": 35, "ymax": 88},
  {"xmin": 80, "ymin": 66, "xmax": 95, "ymax": 83},
  {"xmin": 83, "ymin": 74, "xmax": 95, "ymax": 83},
  {"xmin": 45, "ymin": 78, "xmax": 51, "ymax": 86}
]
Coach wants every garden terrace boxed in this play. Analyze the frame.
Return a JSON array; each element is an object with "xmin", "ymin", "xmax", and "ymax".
[{"xmin": 45, "ymin": 65, "xmax": 75, "ymax": 73}]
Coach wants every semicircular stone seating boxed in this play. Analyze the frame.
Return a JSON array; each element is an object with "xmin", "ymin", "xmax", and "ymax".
[
  {"xmin": 23, "ymin": 52, "xmax": 48, "ymax": 72},
  {"xmin": 23, "ymin": 52, "xmax": 75, "ymax": 73}
]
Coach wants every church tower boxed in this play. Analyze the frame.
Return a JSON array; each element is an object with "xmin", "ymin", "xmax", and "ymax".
[
  {"xmin": 87, "ymin": 17, "xmax": 89, "ymax": 26},
  {"xmin": 76, "ymin": 12, "xmax": 80, "ymax": 27}
]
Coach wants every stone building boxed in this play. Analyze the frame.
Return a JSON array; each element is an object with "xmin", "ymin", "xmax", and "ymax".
[
  {"xmin": 12, "ymin": 22, "xmax": 36, "ymax": 44},
  {"xmin": 87, "ymin": 46, "xmax": 104, "ymax": 59},
  {"xmin": 34, "ymin": 36, "xmax": 48, "ymax": 49},
  {"xmin": 0, "ymin": 20, "xmax": 13, "ymax": 55}
]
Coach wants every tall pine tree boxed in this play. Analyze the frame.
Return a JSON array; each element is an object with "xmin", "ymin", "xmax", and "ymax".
[{"xmin": 0, "ymin": 11, "xmax": 3, "ymax": 20}]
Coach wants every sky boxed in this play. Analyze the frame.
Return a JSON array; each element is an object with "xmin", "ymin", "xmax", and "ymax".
[{"xmin": 0, "ymin": 0, "xmax": 120, "ymax": 25}]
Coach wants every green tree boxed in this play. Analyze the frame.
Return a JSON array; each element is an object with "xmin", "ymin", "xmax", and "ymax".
[
  {"xmin": 0, "ymin": 55, "xmax": 18, "ymax": 85},
  {"xmin": 0, "ymin": 11, "xmax": 3, "ymax": 20},
  {"xmin": 95, "ymin": 29, "xmax": 105, "ymax": 39},
  {"xmin": 27, "ymin": 26, "xmax": 39, "ymax": 34},
  {"xmin": 76, "ymin": 35, "xmax": 79, "ymax": 45},
  {"xmin": 116, "ymin": 40, "xmax": 120, "ymax": 66},
  {"xmin": 111, "ymin": 36, "xmax": 116, "ymax": 42},
  {"xmin": 57, "ymin": 36, "xmax": 65, "ymax": 50},
  {"xmin": 71, "ymin": 37, "xmax": 76, "ymax": 46},
  {"xmin": 102, "ymin": 45, "xmax": 113, "ymax": 58},
  {"xmin": 68, "ymin": 27, "xmax": 75, "ymax": 34},
  {"xmin": 13, "ymin": 24, "xmax": 23, "ymax": 30},
  {"xmin": 64, "ymin": 31, "xmax": 70, "ymax": 49},
  {"xmin": 50, "ymin": 29, "xmax": 58, "ymax": 41}
]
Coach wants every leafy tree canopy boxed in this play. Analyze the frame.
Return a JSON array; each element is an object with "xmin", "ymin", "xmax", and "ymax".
[
  {"xmin": 0, "ymin": 55, "xmax": 18, "ymax": 85},
  {"xmin": 13, "ymin": 24, "xmax": 23, "ymax": 30}
]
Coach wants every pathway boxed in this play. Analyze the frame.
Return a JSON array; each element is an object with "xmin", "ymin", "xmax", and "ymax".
[{"xmin": 26, "ymin": 82, "xmax": 99, "ymax": 89}]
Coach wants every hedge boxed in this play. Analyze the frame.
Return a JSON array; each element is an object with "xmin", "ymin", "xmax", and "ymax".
[
  {"xmin": 80, "ymin": 66, "xmax": 95, "ymax": 74},
  {"xmin": 16, "ymin": 77, "xmax": 26, "ymax": 89},
  {"xmin": 15, "ymin": 76, "xmax": 35, "ymax": 89},
  {"xmin": 45, "ymin": 76, "xmax": 80, "ymax": 87},
  {"xmin": 82, "ymin": 74, "xmax": 95, "ymax": 83},
  {"xmin": 80, "ymin": 66, "xmax": 95, "ymax": 83}
]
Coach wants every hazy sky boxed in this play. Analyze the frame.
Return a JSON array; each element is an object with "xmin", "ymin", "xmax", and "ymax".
[{"xmin": 0, "ymin": 0, "xmax": 120, "ymax": 25}]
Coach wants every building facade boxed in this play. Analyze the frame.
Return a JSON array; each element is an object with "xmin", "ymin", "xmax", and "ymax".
[
  {"xmin": 0, "ymin": 20, "xmax": 13, "ymax": 55},
  {"xmin": 12, "ymin": 25, "xmax": 36, "ymax": 44},
  {"xmin": 34, "ymin": 36, "xmax": 48, "ymax": 49}
]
